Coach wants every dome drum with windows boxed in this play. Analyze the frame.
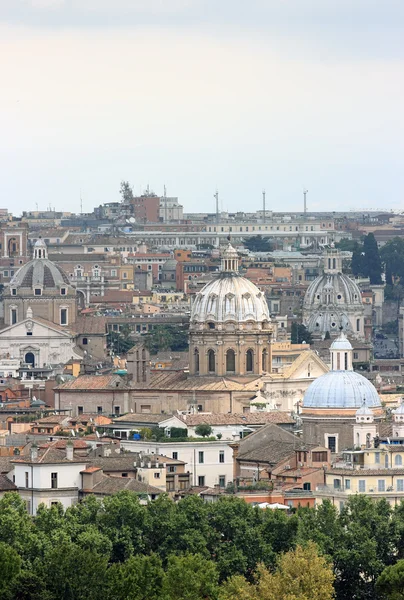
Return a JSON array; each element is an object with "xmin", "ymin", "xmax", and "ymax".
[{"xmin": 189, "ymin": 242, "xmax": 275, "ymax": 377}]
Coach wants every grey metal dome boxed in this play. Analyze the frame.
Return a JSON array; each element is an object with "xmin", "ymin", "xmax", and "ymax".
[{"xmin": 303, "ymin": 370, "xmax": 381, "ymax": 410}]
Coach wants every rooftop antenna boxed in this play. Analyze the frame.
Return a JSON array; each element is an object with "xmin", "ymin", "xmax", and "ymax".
[
  {"xmin": 164, "ymin": 184, "xmax": 168, "ymax": 223},
  {"xmin": 214, "ymin": 190, "xmax": 219, "ymax": 224},
  {"xmin": 262, "ymin": 189, "xmax": 266, "ymax": 223},
  {"xmin": 303, "ymin": 189, "xmax": 308, "ymax": 214}
]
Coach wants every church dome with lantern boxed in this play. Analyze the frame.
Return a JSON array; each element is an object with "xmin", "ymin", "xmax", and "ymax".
[
  {"xmin": 303, "ymin": 247, "xmax": 365, "ymax": 339},
  {"xmin": 302, "ymin": 332, "xmax": 381, "ymax": 411},
  {"xmin": 189, "ymin": 242, "xmax": 274, "ymax": 377}
]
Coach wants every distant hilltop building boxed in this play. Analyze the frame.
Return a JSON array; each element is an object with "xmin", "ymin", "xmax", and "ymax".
[{"xmin": 303, "ymin": 247, "xmax": 365, "ymax": 340}]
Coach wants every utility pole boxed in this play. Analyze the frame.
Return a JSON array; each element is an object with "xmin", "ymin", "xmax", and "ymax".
[
  {"xmin": 262, "ymin": 189, "xmax": 266, "ymax": 223},
  {"xmin": 214, "ymin": 190, "xmax": 219, "ymax": 224},
  {"xmin": 303, "ymin": 189, "xmax": 308, "ymax": 214}
]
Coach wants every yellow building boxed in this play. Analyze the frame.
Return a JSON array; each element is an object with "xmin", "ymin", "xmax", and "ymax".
[
  {"xmin": 119, "ymin": 265, "xmax": 135, "ymax": 290},
  {"xmin": 316, "ymin": 444, "xmax": 404, "ymax": 509}
]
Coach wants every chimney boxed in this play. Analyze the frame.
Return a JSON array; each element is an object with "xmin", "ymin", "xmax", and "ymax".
[
  {"xmin": 30, "ymin": 444, "xmax": 38, "ymax": 461},
  {"xmin": 66, "ymin": 441, "xmax": 74, "ymax": 461}
]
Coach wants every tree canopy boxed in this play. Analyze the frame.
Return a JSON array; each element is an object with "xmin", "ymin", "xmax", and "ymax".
[
  {"xmin": 143, "ymin": 324, "xmax": 189, "ymax": 354},
  {"xmin": 1, "ymin": 492, "xmax": 404, "ymax": 599},
  {"xmin": 291, "ymin": 322, "xmax": 313, "ymax": 345},
  {"xmin": 243, "ymin": 236, "xmax": 273, "ymax": 253}
]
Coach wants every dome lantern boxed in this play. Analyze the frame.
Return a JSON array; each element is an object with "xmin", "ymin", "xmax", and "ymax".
[
  {"xmin": 330, "ymin": 330, "xmax": 353, "ymax": 371},
  {"xmin": 221, "ymin": 241, "xmax": 239, "ymax": 273},
  {"xmin": 33, "ymin": 237, "xmax": 48, "ymax": 260}
]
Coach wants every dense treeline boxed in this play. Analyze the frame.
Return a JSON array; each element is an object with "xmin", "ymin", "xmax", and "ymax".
[{"xmin": 0, "ymin": 491, "xmax": 404, "ymax": 599}]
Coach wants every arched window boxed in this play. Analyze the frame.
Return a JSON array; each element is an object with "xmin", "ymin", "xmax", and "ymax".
[
  {"xmin": 246, "ymin": 349, "xmax": 254, "ymax": 373},
  {"xmin": 194, "ymin": 349, "xmax": 199, "ymax": 374},
  {"xmin": 262, "ymin": 349, "xmax": 268, "ymax": 372},
  {"xmin": 226, "ymin": 349, "xmax": 236, "ymax": 373},
  {"xmin": 395, "ymin": 455, "xmax": 403, "ymax": 466},
  {"xmin": 208, "ymin": 350, "xmax": 215, "ymax": 373}
]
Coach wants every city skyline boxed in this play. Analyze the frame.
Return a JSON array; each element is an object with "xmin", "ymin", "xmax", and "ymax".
[{"xmin": 1, "ymin": 0, "xmax": 403, "ymax": 214}]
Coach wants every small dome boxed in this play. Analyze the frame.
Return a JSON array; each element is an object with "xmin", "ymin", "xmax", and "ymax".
[
  {"xmin": 162, "ymin": 258, "xmax": 177, "ymax": 271},
  {"xmin": 303, "ymin": 370, "xmax": 381, "ymax": 410},
  {"xmin": 356, "ymin": 401, "xmax": 373, "ymax": 416},
  {"xmin": 330, "ymin": 332, "xmax": 353, "ymax": 351},
  {"xmin": 394, "ymin": 400, "xmax": 404, "ymax": 415},
  {"xmin": 34, "ymin": 238, "xmax": 47, "ymax": 248}
]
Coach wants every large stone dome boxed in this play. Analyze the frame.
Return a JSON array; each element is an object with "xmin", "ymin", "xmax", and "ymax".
[
  {"xmin": 303, "ymin": 370, "xmax": 381, "ymax": 410},
  {"xmin": 190, "ymin": 274, "xmax": 270, "ymax": 326},
  {"xmin": 303, "ymin": 248, "xmax": 364, "ymax": 338},
  {"xmin": 9, "ymin": 239, "xmax": 70, "ymax": 291}
]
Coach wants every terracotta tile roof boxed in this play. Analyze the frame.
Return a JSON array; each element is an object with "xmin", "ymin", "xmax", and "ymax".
[
  {"xmin": 81, "ymin": 466, "xmax": 102, "ymax": 473},
  {"xmin": 73, "ymin": 316, "xmax": 107, "ymax": 335},
  {"xmin": 0, "ymin": 474, "xmax": 16, "ymax": 491},
  {"xmin": 112, "ymin": 413, "xmax": 178, "ymax": 424},
  {"xmin": 12, "ymin": 447, "xmax": 88, "ymax": 465},
  {"xmin": 90, "ymin": 291, "xmax": 134, "ymax": 303},
  {"xmin": 34, "ymin": 415, "xmax": 68, "ymax": 424},
  {"xmin": 41, "ymin": 439, "xmax": 89, "ymax": 449},
  {"xmin": 183, "ymin": 412, "xmax": 294, "ymax": 426},
  {"xmin": 237, "ymin": 424, "xmax": 315, "ymax": 466},
  {"xmin": 327, "ymin": 468, "xmax": 404, "ymax": 476},
  {"xmin": 84, "ymin": 475, "xmax": 162, "ymax": 495},
  {"xmin": 276, "ymin": 467, "xmax": 320, "ymax": 478},
  {"xmin": 135, "ymin": 371, "xmax": 263, "ymax": 392},
  {"xmin": 0, "ymin": 457, "xmax": 14, "ymax": 474},
  {"xmin": 56, "ymin": 374, "xmax": 128, "ymax": 390}
]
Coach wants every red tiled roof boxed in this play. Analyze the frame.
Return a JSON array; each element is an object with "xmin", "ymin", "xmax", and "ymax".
[{"xmin": 56, "ymin": 375, "xmax": 127, "ymax": 390}]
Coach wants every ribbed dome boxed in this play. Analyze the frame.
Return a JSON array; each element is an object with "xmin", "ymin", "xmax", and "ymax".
[
  {"xmin": 190, "ymin": 273, "xmax": 270, "ymax": 325},
  {"xmin": 10, "ymin": 260, "xmax": 70, "ymax": 290},
  {"xmin": 303, "ymin": 370, "xmax": 381, "ymax": 410},
  {"xmin": 303, "ymin": 272, "xmax": 363, "ymax": 334}
]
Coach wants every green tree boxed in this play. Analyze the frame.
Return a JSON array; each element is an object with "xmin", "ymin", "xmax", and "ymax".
[
  {"xmin": 351, "ymin": 242, "xmax": 365, "ymax": 277},
  {"xmin": 107, "ymin": 331, "xmax": 134, "ymax": 355},
  {"xmin": 195, "ymin": 424, "xmax": 213, "ymax": 437},
  {"xmin": 0, "ymin": 542, "xmax": 21, "ymax": 599},
  {"xmin": 336, "ymin": 238, "xmax": 358, "ymax": 252},
  {"xmin": 161, "ymin": 553, "xmax": 219, "ymax": 600},
  {"xmin": 144, "ymin": 324, "xmax": 189, "ymax": 354},
  {"xmin": 291, "ymin": 322, "xmax": 313, "ymax": 345},
  {"xmin": 377, "ymin": 560, "xmax": 404, "ymax": 599},
  {"xmin": 107, "ymin": 554, "xmax": 164, "ymax": 600},
  {"xmin": 120, "ymin": 181, "xmax": 134, "ymax": 203},
  {"xmin": 243, "ymin": 236, "xmax": 272, "ymax": 253},
  {"xmin": 381, "ymin": 237, "xmax": 404, "ymax": 282},
  {"xmin": 363, "ymin": 233, "xmax": 383, "ymax": 284}
]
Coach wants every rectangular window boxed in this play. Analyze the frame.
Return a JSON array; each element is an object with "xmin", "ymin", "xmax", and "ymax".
[
  {"xmin": 51, "ymin": 472, "xmax": 58, "ymax": 489},
  {"xmin": 60, "ymin": 288, "xmax": 66, "ymax": 296},
  {"xmin": 114, "ymin": 406, "xmax": 120, "ymax": 416},
  {"xmin": 34, "ymin": 288, "xmax": 42, "ymax": 296},
  {"xmin": 154, "ymin": 472, "xmax": 161, "ymax": 479},
  {"xmin": 219, "ymin": 476, "xmax": 226, "ymax": 488},
  {"xmin": 198, "ymin": 476, "xmax": 205, "ymax": 486},
  {"xmin": 375, "ymin": 452, "xmax": 380, "ymax": 464},
  {"xmin": 219, "ymin": 450, "xmax": 225, "ymax": 463},
  {"xmin": 345, "ymin": 479, "xmax": 351, "ymax": 490},
  {"xmin": 12, "ymin": 288, "xmax": 16, "ymax": 296},
  {"xmin": 78, "ymin": 406, "xmax": 84, "ymax": 415},
  {"xmin": 312, "ymin": 451, "xmax": 328, "ymax": 462},
  {"xmin": 26, "ymin": 332, "xmax": 32, "ymax": 336},
  {"xmin": 359, "ymin": 480, "xmax": 366, "ymax": 492},
  {"xmin": 11, "ymin": 309, "xmax": 17, "ymax": 325},
  {"xmin": 378, "ymin": 480, "xmax": 385, "ymax": 492},
  {"xmin": 25, "ymin": 472, "xmax": 29, "ymax": 488},
  {"xmin": 168, "ymin": 466, "xmax": 176, "ymax": 473},
  {"xmin": 397, "ymin": 479, "xmax": 404, "ymax": 492},
  {"xmin": 60, "ymin": 308, "xmax": 67, "ymax": 325},
  {"xmin": 353, "ymin": 352, "xmax": 359, "ymax": 359},
  {"xmin": 3, "ymin": 270, "xmax": 8, "ymax": 277},
  {"xmin": 172, "ymin": 452, "xmax": 178, "ymax": 460},
  {"xmin": 97, "ymin": 406, "xmax": 103, "ymax": 415},
  {"xmin": 303, "ymin": 482, "xmax": 311, "ymax": 491},
  {"xmin": 327, "ymin": 436, "xmax": 336, "ymax": 453},
  {"xmin": 140, "ymin": 405, "xmax": 151, "ymax": 413},
  {"xmin": 198, "ymin": 451, "xmax": 204, "ymax": 464}
]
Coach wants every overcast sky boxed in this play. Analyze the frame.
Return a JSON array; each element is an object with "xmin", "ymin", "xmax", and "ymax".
[{"xmin": 1, "ymin": 0, "xmax": 403, "ymax": 215}]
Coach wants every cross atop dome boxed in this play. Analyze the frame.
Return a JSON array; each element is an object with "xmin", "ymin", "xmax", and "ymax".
[{"xmin": 221, "ymin": 240, "xmax": 239, "ymax": 273}]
